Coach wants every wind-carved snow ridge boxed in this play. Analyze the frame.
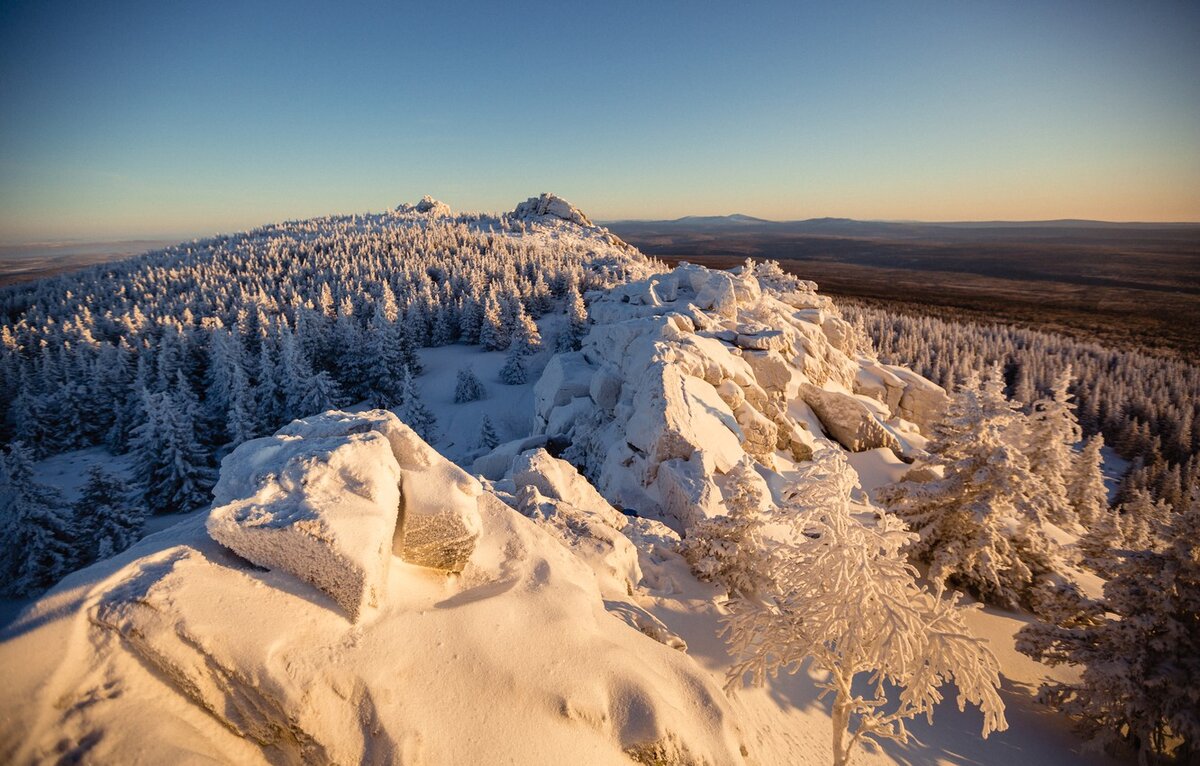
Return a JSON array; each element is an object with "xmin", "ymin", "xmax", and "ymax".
[{"xmin": 529, "ymin": 259, "xmax": 949, "ymax": 530}]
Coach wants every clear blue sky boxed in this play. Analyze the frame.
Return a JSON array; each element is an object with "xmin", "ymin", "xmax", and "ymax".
[{"xmin": 1, "ymin": 0, "xmax": 1197, "ymax": 242}]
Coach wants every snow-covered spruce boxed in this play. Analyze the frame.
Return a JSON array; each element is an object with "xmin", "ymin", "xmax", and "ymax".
[
  {"xmin": 1017, "ymin": 489, "xmax": 1200, "ymax": 763},
  {"xmin": 845, "ymin": 300, "xmax": 1200, "ymax": 513}
]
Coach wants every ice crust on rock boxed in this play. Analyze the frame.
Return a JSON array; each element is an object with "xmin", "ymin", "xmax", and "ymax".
[{"xmin": 207, "ymin": 429, "xmax": 401, "ymax": 621}]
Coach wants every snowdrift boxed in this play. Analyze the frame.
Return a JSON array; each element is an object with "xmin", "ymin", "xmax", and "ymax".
[{"xmin": 0, "ymin": 412, "xmax": 745, "ymax": 765}]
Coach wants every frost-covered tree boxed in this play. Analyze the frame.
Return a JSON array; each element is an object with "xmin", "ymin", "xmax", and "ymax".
[
  {"xmin": 680, "ymin": 458, "xmax": 771, "ymax": 598},
  {"xmin": 130, "ymin": 388, "xmax": 214, "ymax": 515},
  {"xmin": 0, "ymin": 441, "xmax": 76, "ymax": 596},
  {"xmin": 477, "ymin": 415, "xmax": 499, "ymax": 451},
  {"xmin": 75, "ymin": 466, "xmax": 145, "ymax": 562},
  {"xmin": 509, "ymin": 300, "xmax": 541, "ymax": 355},
  {"xmin": 1026, "ymin": 368, "xmax": 1082, "ymax": 528},
  {"xmin": 397, "ymin": 369, "xmax": 437, "ymax": 442},
  {"xmin": 1067, "ymin": 434, "xmax": 1109, "ymax": 529},
  {"xmin": 362, "ymin": 303, "xmax": 409, "ymax": 408},
  {"xmin": 498, "ymin": 346, "xmax": 527, "ymax": 385},
  {"xmin": 479, "ymin": 294, "xmax": 507, "ymax": 351},
  {"xmin": 1117, "ymin": 488, "xmax": 1172, "ymax": 553},
  {"xmin": 297, "ymin": 370, "xmax": 342, "ymax": 418},
  {"xmin": 557, "ymin": 282, "xmax": 589, "ymax": 352},
  {"xmin": 1017, "ymin": 490, "xmax": 1200, "ymax": 764},
  {"xmin": 724, "ymin": 451, "xmax": 1007, "ymax": 766},
  {"xmin": 454, "ymin": 366, "xmax": 486, "ymax": 403},
  {"xmin": 224, "ymin": 363, "xmax": 258, "ymax": 446},
  {"xmin": 878, "ymin": 370, "xmax": 1062, "ymax": 611}
]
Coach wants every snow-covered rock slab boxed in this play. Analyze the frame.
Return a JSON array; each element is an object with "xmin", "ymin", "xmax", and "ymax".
[
  {"xmin": 278, "ymin": 410, "xmax": 483, "ymax": 573},
  {"xmin": 207, "ymin": 429, "xmax": 401, "ymax": 621},
  {"xmin": 800, "ymin": 384, "xmax": 902, "ymax": 455}
]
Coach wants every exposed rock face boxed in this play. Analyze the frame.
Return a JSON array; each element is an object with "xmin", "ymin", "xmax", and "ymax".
[
  {"xmin": 511, "ymin": 193, "xmax": 594, "ymax": 227},
  {"xmin": 799, "ymin": 384, "xmax": 902, "ymax": 455},
  {"xmin": 397, "ymin": 195, "xmax": 452, "ymax": 217},
  {"xmin": 207, "ymin": 429, "xmax": 402, "ymax": 621},
  {"xmin": 853, "ymin": 361, "xmax": 949, "ymax": 431},
  {"xmin": 519, "ymin": 260, "xmax": 948, "ymax": 531}
]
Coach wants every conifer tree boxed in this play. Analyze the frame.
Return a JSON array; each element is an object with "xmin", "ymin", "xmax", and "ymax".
[
  {"xmin": 225, "ymin": 363, "xmax": 258, "ymax": 446},
  {"xmin": 479, "ymin": 294, "xmax": 507, "ymax": 351},
  {"xmin": 1067, "ymin": 434, "xmax": 1109, "ymax": 529},
  {"xmin": 1017, "ymin": 491, "xmax": 1200, "ymax": 764},
  {"xmin": 477, "ymin": 415, "xmax": 499, "ymax": 451},
  {"xmin": 0, "ymin": 441, "xmax": 76, "ymax": 596},
  {"xmin": 1026, "ymin": 368, "xmax": 1082, "ymax": 527},
  {"xmin": 454, "ymin": 366, "xmax": 486, "ymax": 403},
  {"xmin": 680, "ymin": 457, "xmax": 770, "ymax": 597},
  {"xmin": 75, "ymin": 466, "xmax": 146, "ymax": 561},
  {"xmin": 499, "ymin": 346, "xmax": 527, "ymax": 385},
  {"xmin": 397, "ymin": 369, "xmax": 437, "ymax": 442},
  {"xmin": 879, "ymin": 370, "xmax": 1061, "ymax": 610},
  {"xmin": 131, "ymin": 389, "xmax": 214, "ymax": 515},
  {"xmin": 509, "ymin": 301, "xmax": 541, "ymax": 355}
]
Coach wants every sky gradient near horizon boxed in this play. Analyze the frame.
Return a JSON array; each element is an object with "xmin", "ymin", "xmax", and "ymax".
[{"xmin": 1, "ymin": 0, "xmax": 1198, "ymax": 243}]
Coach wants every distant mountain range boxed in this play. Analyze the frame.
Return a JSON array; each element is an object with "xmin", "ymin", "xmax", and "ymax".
[{"xmin": 603, "ymin": 214, "xmax": 1200, "ymax": 244}]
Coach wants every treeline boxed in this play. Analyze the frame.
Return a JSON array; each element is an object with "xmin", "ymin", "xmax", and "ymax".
[
  {"xmin": 842, "ymin": 300, "xmax": 1200, "ymax": 512},
  {"xmin": 0, "ymin": 208, "xmax": 649, "ymax": 525}
]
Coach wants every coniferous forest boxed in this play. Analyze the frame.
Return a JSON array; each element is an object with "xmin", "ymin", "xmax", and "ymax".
[{"xmin": 0, "ymin": 204, "xmax": 646, "ymax": 593}]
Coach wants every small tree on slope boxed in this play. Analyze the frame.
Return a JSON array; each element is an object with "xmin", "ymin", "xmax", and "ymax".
[
  {"xmin": 878, "ymin": 370, "xmax": 1062, "ymax": 611},
  {"xmin": 476, "ymin": 415, "xmax": 499, "ymax": 451},
  {"xmin": 1067, "ymin": 434, "xmax": 1109, "ymax": 530},
  {"xmin": 396, "ymin": 368, "xmax": 437, "ymax": 442},
  {"xmin": 1026, "ymin": 368, "xmax": 1083, "ymax": 528},
  {"xmin": 75, "ymin": 466, "xmax": 146, "ymax": 561},
  {"xmin": 680, "ymin": 457, "xmax": 772, "ymax": 598},
  {"xmin": 1017, "ymin": 488, "xmax": 1200, "ymax": 764},
  {"xmin": 723, "ymin": 450, "xmax": 1007, "ymax": 766},
  {"xmin": 499, "ymin": 346, "xmax": 527, "ymax": 385},
  {"xmin": 454, "ymin": 366, "xmax": 486, "ymax": 403},
  {"xmin": 0, "ymin": 441, "xmax": 77, "ymax": 596}
]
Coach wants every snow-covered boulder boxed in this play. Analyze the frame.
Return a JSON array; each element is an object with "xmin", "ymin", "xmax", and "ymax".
[
  {"xmin": 511, "ymin": 193, "xmax": 593, "ymax": 227},
  {"xmin": 887, "ymin": 365, "xmax": 950, "ymax": 430},
  {"xmin": 800, "ymin": 384, "xmax": 902, "ymax": 455},
  {"xmin": 625, "ymin": 364, "xmax": 744, "ymax": 475},
  {"xmin": 278, "ymin": 410, "xmax": 482, "ymax": 572},
  {"xmin": 207, "ymin": 430, "xmax": 401, "ymax": 621},
  {"xmin": 511, "ymin": 449, "xmax": 627, "ymax": 530},
  {"xmin": 396, "ymin": 194, "xmax": 452, "ymax": 217}
]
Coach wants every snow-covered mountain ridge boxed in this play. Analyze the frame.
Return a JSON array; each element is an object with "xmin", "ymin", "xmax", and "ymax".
[{"xmin": 0, "ymin": 199, "xmax": 1127, "ymax": 765}]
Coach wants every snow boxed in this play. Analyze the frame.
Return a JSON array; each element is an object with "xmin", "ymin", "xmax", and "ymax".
[{"xmin": 0, "ymin": 464, "xmax": 747, "ymax": 764}]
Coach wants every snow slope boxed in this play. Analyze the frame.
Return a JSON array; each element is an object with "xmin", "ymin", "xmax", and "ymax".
[{"xmin": 0, "ymin": 204, "xmax": 1127, "ymax": 765}]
